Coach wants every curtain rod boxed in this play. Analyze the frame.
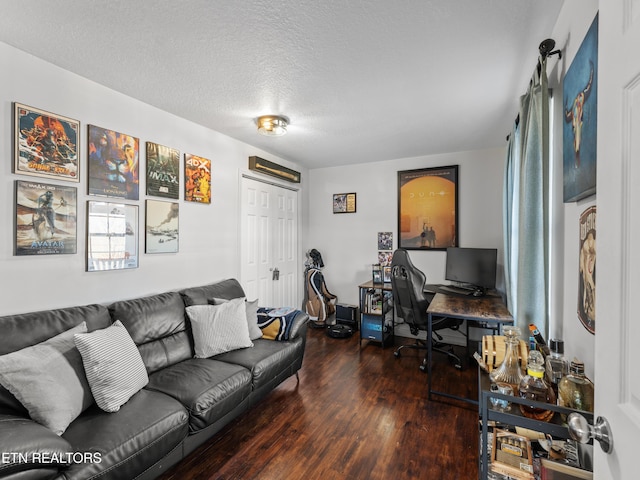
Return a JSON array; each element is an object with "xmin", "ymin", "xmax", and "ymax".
[{"xmin": 506, "ymin": 39, "xmax": 562, "ymax": 142}]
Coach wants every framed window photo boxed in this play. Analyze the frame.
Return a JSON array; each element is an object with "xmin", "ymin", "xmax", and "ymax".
[
  {"xmin": 333, "ymin": 192, "xmax": 356, "ymax": 213},
  {"xmin": 15, "ymin": 180, "xmax": 77, "ymax": 255},
  {"xmin": 146, "ymin": 142, "xmax": 180, "ymax": 199},
  {"xmin": 87, "ymin": 125, "xmax": 139, "ymax": 199},
  {"xmin": 87, "ymin": 201, "xmax": 138, "ymax": 271},
  {"xmin": 14, "ymin": 103, "xmax": 80, "ymax": 182},
  {"xmin": 145, "ymin": 200, "xmax": 179, "ymax": 253},
  {"xmin": 397, "ymin": 165, "xmax": 458, "ymax": 250},
  {"xmin": 184, "ymin": 153, "xmax": 211, "ymax": 204}
]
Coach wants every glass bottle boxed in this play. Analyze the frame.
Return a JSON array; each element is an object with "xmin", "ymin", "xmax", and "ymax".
[
  {"xmin": 518, "ymin": 350, "xmax": 556, "ymax": 422},
  {"xmin": 545, "ymin": 338, "xmax": 569, "ymax": 396},
  {"xmin": 558, "ymin": 358, "xmax": 594, "ymax": 413},
  {"xmin": 489, "ymin": 325, "xmax": 524, "ymax": 392}
]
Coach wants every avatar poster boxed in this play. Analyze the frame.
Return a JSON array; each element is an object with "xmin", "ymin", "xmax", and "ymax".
[
  {"xmin": 14, "ymin": 103, "xmax": 79, "ymax": 182},
  {"xmin": 578, "ymin": 206, "xmax": 596, "ymax": 334},
  {"xmin": 88, "ymin": 125, "xmax": 139, "ymax": 199},
  {"xmin": 15, "ymin": 180, "xmax": 77, "ymax": 255},
  {"xmin": 184, "ymin": 153, "xmax": 211, "ymax": 204},
  {"xmin": 146, "ymin": 142, "xmax": 180, "ymax": 199}
]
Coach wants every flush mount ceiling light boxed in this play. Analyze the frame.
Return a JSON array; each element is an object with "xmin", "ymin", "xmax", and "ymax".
[{"xmin": 256, "ymin": 115, "xmax": 289, "ymax": 136}]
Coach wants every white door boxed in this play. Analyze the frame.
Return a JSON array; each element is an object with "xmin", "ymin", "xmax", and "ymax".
[
  {"xmin": 240, "ymin": 175, "xmax": 299, "ymax": 308},
  {"xmin": 594, "ymin": 1, "xmax": 639, "ymax": 477}
]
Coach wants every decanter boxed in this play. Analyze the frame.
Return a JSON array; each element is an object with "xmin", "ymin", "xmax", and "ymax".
[
  {"xmin": 518, "ymin": 350, "xmax": 556, "ymax": 422},
  {"xmin": 489, "ymin": 325, "xmax": 524, "ymax": 392},
  {"xmin": 545, "ymin": 338, "xmax": 569, "ymax": 396},
  {"xmin": 558, "ymin": 358, "xmax": 594, "ymax": 413}
]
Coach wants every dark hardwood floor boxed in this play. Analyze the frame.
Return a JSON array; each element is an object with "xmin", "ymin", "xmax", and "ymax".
[{"xmin": 158, "ymin": 327, "xmax": 479, "ymax": 480}]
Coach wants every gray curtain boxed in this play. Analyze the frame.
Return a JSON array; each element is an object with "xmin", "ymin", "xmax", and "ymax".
[{"xmin": 503, "ymin": 57, "xmax": 550, "ymax": 338}]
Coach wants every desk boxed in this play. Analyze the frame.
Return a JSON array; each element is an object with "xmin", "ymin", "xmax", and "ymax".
[{"xmin": 426, "ymin": 293, "xmax": 513, "ymax": 405}]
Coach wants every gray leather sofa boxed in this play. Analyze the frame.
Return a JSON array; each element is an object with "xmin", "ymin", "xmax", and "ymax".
[{"xmin": 0, "ymin": 279, "xmax": 309, "ymax": 480}]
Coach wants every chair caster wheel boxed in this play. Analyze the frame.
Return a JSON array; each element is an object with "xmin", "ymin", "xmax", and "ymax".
[
  {"xmin": 394, "ymin": 351, "xmax": 401, "ymax": 358},
  {"xmin": 454, "ymin": 363, "xmax": 462, "ymax": 370},
  {"xmin": 419, "ymin": 364, "xmax": 427, "ymax": 373}
]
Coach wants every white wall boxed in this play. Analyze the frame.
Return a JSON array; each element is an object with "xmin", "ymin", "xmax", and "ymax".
[
  {"xmin": 547, "ymin": 0, "xmax": 599, "ymax": 380},
  {"xmin": 0, "ymin": 42, "xmax": 308, "ymax": 315},
  {"xmin": 306, "ymin": 147, "xmax": 506, "ymax": 307}
]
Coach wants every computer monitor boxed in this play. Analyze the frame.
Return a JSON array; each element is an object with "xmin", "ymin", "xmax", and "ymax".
[{"xmin": 445, "ymin": 247, "xmax": 497, "ymax": 290}]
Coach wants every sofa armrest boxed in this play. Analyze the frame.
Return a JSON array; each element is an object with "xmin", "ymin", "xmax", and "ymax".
[
  {"xmin": 289, "ymin": 311, "xmax": 309, "ymax": 340},
  {"xmin": 0, "ymin": 414, "xmax": 73, "ymax": 478}
]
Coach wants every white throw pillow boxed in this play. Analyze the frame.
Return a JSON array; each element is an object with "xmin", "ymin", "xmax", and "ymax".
[
  {"xmin": 211, "ymin": 297, "xmax": 262, "ymax": 341},
  {"xmin": 74, "ymin": 320, "xmax": 149, "ymax": 413},
  {"xmin": 187, "ymin": 298, "xmax": 254, "ymax": 357}
]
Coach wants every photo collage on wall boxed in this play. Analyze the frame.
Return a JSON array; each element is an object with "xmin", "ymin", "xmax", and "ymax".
[
  {"xmin": 377, "ymin": 232, "xmax": 393, "ymax": 283},
  {"xmin": 11, "ymin": 102, "xmax": 213, "ymax": 270}
]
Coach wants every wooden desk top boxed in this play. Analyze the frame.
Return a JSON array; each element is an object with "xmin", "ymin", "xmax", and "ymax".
[
  {"xmin": 427, "ymin": 292, "xmax": 513, "ymax": 323},
  {"xmin": 358, "ymin": 280, "xmax": 393, "ymax": 291}
]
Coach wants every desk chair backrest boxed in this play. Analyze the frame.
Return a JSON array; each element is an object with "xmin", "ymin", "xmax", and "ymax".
[{"xmin": 390, "ymin": 249, "xmax": 429, "ymax": 335}]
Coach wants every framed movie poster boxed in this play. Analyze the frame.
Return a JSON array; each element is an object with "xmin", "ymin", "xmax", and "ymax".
[
  {"xmin": 87, "ymin": 125, "xmax": 139, "ymax": 199},
  {"xmin": 145, "ymin": 200, "xmax": 179, "ymax": 253},
  {"xmin": 563, "ymin": 13, "xmax": 598, "ymax": 202},
  {"xmin": 86, "ymin": 201, "xmax": 138, "ymax": 271},
  {"xmin": 578, "ymin": 205, "xmax": 596, "ymax": 334},
  {"xmin": 397, "ymin": 165, "xmax": 458, "ymax": 250},
  {"xmin": 146, "ymin": 142, "xmax": 180, "ymax": 199},
  {"xmin": 15, "ymin": 180, "xmax": 77, "ymax": 255},
  {"xmin": 184, "ymin": 153, "xmax": 211, "ymax": 204},
  {"xmin": 14, "ymin": 103, "xmax": 79, "ymax": 182}
]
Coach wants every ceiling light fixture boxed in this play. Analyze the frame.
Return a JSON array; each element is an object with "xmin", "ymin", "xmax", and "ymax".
[{"xmin": 256, "ymin": 115, "xmax": 289, "ymax": 137}]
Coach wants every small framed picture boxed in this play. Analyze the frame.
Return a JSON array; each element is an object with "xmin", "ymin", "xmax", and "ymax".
[
  {"xmin": 333, "ymin": 192, "xmax": 356, "ymax": 213},
  {"xmin": 145, "ymin": 200, "xmax": 179, "ymax": 253},
  {"xmin": 383, "ymin": 266, "xmax": 392, "ymax": 283},
  {"xmin": 14, "ymin": 103, "xmax": 80, "ymax": 182},
  {"xmin": 378, "ymin": 232, "xmax": 393, "ymax": 250}
]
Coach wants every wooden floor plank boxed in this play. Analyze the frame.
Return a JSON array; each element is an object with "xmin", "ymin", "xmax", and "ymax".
[{"xmin": 158, "ymin": 327, "xmax": 479, "ymax": 480}]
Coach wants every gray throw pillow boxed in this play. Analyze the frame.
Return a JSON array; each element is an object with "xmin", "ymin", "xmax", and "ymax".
[
  {"xmin": 210, "ymin": 297, "xmax": 263, "ymax": 341},
  {"xmin": 187, "ymin": 298, "xmax": 254, "ymax": 357},
  {"xmin": 74, "ymin": 320, "xmax": 149, "ymax": 413},
  {"xmin": 0, "ymin": 322, "xmax": 93, "ymax": 435}
]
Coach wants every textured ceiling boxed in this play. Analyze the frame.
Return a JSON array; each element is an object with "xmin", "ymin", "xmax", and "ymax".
[{"xmin": 0, "ymin": 0, "xmax": 563, "ymax": 169}]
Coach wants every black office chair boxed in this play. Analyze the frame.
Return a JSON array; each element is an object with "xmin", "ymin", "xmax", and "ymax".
[{"xmin": 390, "ymin": 248, "xmax": 463, "ymax": 371}]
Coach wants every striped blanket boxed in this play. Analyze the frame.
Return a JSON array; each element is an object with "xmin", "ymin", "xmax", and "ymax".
[{"xmin": 257, "ymin": 307, "xmax": 302, "ymax": 341}]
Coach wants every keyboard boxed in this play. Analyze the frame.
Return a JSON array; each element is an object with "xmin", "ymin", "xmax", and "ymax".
[{"xmin": 439, "ymin": 285, "xmax": 474, "ymax": 296}]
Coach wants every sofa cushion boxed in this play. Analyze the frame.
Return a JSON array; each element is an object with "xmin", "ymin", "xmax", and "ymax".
[
  {"xmin": 179, "ymin": 278, "xmax": 246, "ymax": 307},
  {"xmin": 187, "ymin": 300, "xmax": 253, "ymax": 357},
  {"xmin": 0, "ymin": 322, "xmax": 93, "ymax": 435},
  {"xmin": 146, "ymin": 358, "xmax": 252, "ymax": 433},
  {"xmin": 0, "ymin": 414, "xmax": 74, "ymax": 477},
  {"xmin": 109, "ymin": 291, "xmax": 192, "ymax": 374},
  {"xmin": 214, "ymin": 338, "xmax": 304, "ymax": 390},
  {"xmin": 74, "ymin": 321, "xmax": 149, "ymax": 413},
  {"xmin": 210, "ymin": 297, "xmax": 263, "ymax": 341},
  {"xmin": 61, "ymin": 389, "xmax": 188, "ymax": 480}
]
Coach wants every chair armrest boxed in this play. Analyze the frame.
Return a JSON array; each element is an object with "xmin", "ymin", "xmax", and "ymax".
[{"xmin": 0, "ymin": 414, "xmax": 73, "ymax": 477}]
